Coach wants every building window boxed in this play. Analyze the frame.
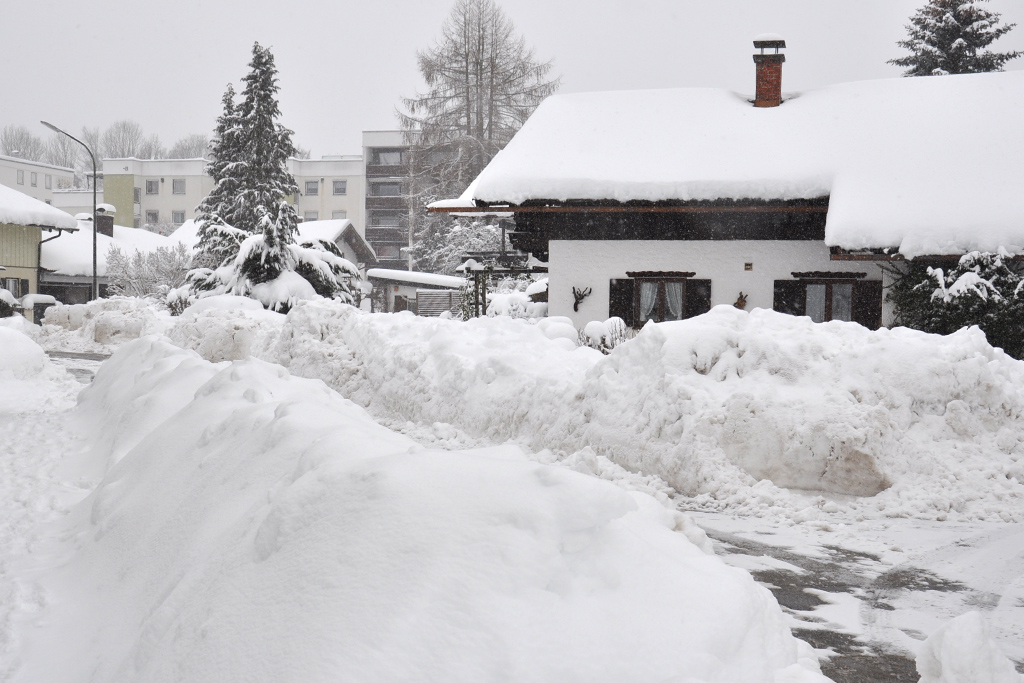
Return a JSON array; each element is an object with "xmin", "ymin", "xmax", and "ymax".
[
  {"xmin": 172, "ymin": 210, "xmax": 186, "ymax": 224},
  {"xmin": 16, "ymin": 170, "xmax": 24, "ymax": 185},
  {"xmin": 333, "ymin": 180, "xmax": 347, "ymax": 195},
  {"xmin": 304, "ymin": 180, "xmax": 319, "ymax": 195},
  {"xmin": 371, "ymin": 149, "xmax": 405, "ymax": 165},
  {"xmin": 773, "ymin": 276, "xmax": 882, "ymax": 329},
  {"xmin": 146, "ymin": 210, "xmax": 159, "ymax": 224},
  {"xmin": 303, "ymin": 211, "xmax": 319, "ymax": 222},
  {"xmin": 369, "ymin": 210, "xmax": 403, "ymax": 227},
  {"xmin": 376, "ymin": 244, "xmax": 402, "ymax": 259},
  {"xmin": 133, "ymin": 187, "xmax": 142, "ymax": 203},
  {"xmin": 146, "ymin": 179, "xmax": 159, "ymax": 194},
  {"xmin": 609, "ymin": 275, "xmax": 711, "ymax": 327},
  {"xmin": 370, "ymin": 181, "xmax": 402, "ymax": 197},
  {"xmin": 45, "ymin": 174, "xmax": 52, "ymax": 189},
  {"xmin": 332, "ymin": 210, "xmax": 347, "ymax": 219},
  {"xmin": 172, "ymin": 179, "xmax": 186, "ymax": 194},
  {"xmin": 30, "ymin": 172, "xmax": 37, "ymax": 187}
]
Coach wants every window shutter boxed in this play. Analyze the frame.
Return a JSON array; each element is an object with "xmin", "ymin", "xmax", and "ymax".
[
  {"xmin": 773, "ymin": 281, "xmax": 806, "ymax": 316},
  {"xmin": 852, "ymin": 280, "xmax": 883, "ymax": 330},
  {"xmin": 20, "ymin": 279, "xmax": 29, "ymax": 297},
  {"xmin": 609, "ymin": 279, "xmax": 635, "ymax": 327},
  {"xmin": 684, "ymin": 279, "xmax": 712, "ymax": 318}
]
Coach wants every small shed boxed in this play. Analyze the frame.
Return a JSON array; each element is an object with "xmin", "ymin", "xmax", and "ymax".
[{"xmin": 366, "ymin": 268, "xmax": 464, "ymax": 315}]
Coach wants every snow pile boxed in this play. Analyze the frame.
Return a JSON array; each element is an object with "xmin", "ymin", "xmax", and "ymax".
[
  {"xmin": 0, "ymin": 327, "xmax": 78, "ymax": 412},
  {"xmin": 916, "ymin": 612, "xmax": 1023, "ymax": 683},
  {"xmin": 163, "ymin": 301, "xmax": 1024, "ymax": 522},
  {"xmin": 166, "ymin": 295, "xmax": 284, "ymax": 362},
  {"xmin": 16, "ymin": 337, "xmax": 829, "ymax": 683},
  {"xmin": 0, "ymin": 183, "xmax": 78, "ymax": 230},
  {"xmin": 465, "ymin": 71, "xmax": 1024, "ymax": 258},
  {"xmin": 39, "ymin": 298, "xmax": 172, "ymax": 351}
]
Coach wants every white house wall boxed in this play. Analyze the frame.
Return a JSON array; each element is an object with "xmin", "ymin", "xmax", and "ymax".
[{"xmin": 549, "ymin": 239, "xmax": 893, "ymax": 328}]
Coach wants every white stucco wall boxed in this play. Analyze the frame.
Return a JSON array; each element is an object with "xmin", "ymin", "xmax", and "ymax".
[{"xmin": 548, "ymin": 240, "xmax": 894, "ymax": 328}]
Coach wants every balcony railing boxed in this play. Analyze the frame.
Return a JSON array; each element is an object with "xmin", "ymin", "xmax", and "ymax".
[
  {"xmin": 365, "ymin": 164, "xmax": 407, "ymax": 178},
  {"xmin": 366, "ymin": 228, "xmax": 407, "ymax": 243}
]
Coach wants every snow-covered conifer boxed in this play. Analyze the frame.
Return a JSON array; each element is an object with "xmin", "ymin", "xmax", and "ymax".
[{"xmin": 890, "ymin": 0, "xmax": 1021, "ymax": 76}]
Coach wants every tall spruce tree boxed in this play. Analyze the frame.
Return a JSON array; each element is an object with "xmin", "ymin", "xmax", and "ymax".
[
  {"xmin": 890, "ymin": 0, "xmax": 1022, "ymax": 76},
  {"xmin": 185, "ymin": 43, "xmax": 356, "ymax": 311}
]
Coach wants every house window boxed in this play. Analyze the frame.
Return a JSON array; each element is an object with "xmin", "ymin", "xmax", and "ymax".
[
  {"xmin": 370, "ymin": 181, "xmax": 402, "ymax": 197},
  {"xmin": 45, "ymin": 174, "xmax": 52, "ymax": 189},
  {"xmin": 773, "ymin": 275, "xmax": 882, "ymax": 329},
  {"xmin": 608, "ymin": 274, "xmax": 711, "ymax": 327},
  {"xmin": 332, "ymin": 210, "xmax": 347, "ymax": 219},
  {"xmin": 30, "ymin": 172, "xmax": 38, "ymax": 187},
  {"xmin": 303, "ymin": 211, "xmax": 319, "ymax": 222},
  {"xmin": 146, "ymin": 179, "xmax": 159, "ymax": 194},
  {"xmin": 371, "ymin": 149, "xmax": 404, "ymax": 165},
  {"xmin": 133, "ymin": 187, "xmax": 142, "ymax": 203},
  {"xmin": 16, "ymin": 170, "xmax": 24, "ymax": 185},
  {"xmin": 304, "ymin": 180, "xmax": 319, "ymax": 195},
  {"xmin": 369, "ymin": 210, "xmax": 403, "ymax": 227},
  {"xmin": 172, "ymin": 210, "xmax": 186, "ymax": 224},
  {"xmin": 145, "ymin": 210, "xmax": 159, "ymax": 224},
  {"xmin": 3, "ymin": 278, "xmax": 26, "ymax": 297},
  {"xmin": 172, "ymin": 179, "xmax": 186, "ymax": 194},
  {"xmin": 333, "ymin": 180, "xmax": 347, "ymax": 195}
]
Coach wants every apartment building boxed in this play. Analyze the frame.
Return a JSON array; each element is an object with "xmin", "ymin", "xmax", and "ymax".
[
  {"xmin": 100, "ymin": 158, "xmax": 213, "ymax": 233},
  {"xmin": 363, "ymin": 131, "xmax": 414, "ymax": 270},
  {"xmin": 0, "ymin": 154, "xmax": 75, "ymax": 204},
  {"xmin": 290, "ymin": 155, "xmax": 364, "ymax": 227}
]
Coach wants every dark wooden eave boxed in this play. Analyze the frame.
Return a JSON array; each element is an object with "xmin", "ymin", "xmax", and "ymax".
[{"xmin": 429, "ymin": 197, "xmax": 830, "ymax": 214}]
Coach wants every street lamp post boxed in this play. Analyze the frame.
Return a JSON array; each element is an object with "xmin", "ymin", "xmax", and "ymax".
[{"xmin": 40, "ymin": 120, "xmax": 98, "ymax": 301}]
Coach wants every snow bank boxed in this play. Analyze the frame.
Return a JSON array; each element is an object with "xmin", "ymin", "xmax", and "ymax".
[
  {"xmin": 0, "ymin": 327, "xmax": 78, "ymax": 412},
  {"xmin": 165, "ymin": 302, "xmax": 1024, "ymax": 522},
  {"xmin": 19, "ymin": 337, "xmax": 828, "ymax": 683},
  {"xmin": 916, "ymin": 612, "xmax": 1023, "ymax": 683},
  {"xmin": 166, "ymin": 296, "xmax": 284, "ymax": 362},
  {"xmin": 39, "ymin": 298, "xmax": 172, "ymax": 352}
]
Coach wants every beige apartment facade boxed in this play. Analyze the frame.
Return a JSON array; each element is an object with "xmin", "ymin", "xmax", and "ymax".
[
  {"xmin": 0, "ymin": 155, "xmax": 75, "ymax": 204},
  {"xmin": 101, "ymin": 158, "xmax": 214, "ymax": 233},
  {"xmin": 291, "ymin": 156, "xmax": 365, "ymax": 229}
]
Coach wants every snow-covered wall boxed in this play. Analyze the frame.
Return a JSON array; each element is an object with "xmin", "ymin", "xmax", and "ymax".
[{"xmin": 549, "ymin": 239, "xmax": 891, "ymax": 328}]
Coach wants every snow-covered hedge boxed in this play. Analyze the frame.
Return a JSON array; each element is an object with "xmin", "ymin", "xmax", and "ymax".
[
  {"xmin": 39, "ymin": 298, "xmax": 172, "ymax": 352},
  {"xmin": 163, "ymin": 301, "xmax": 1024, "ymax": 523},
  {"xmin": 27, "ymin": 336, "xmax": 827, "ymax": 683}
]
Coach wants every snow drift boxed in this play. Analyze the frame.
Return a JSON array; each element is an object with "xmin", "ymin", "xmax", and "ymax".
[
  {"xmin": 162, "ymin": 300, "xmax": 1024, "ymax": 523},
  {"xmin": 15, "ymin": 337, "xmax": 828, "ymax": 683}
]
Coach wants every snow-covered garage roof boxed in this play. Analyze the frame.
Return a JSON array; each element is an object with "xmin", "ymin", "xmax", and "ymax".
[
  {"xmin": 0, "ymin": 184, "xmax": 78, "ymax": 230},
  {"xmin": 460, "ymin": 71, "xmax": 1024, "ymax": 258},
  {"xmin": 42, "ymin": 218, "xmax": 173, "ymax": 276}
]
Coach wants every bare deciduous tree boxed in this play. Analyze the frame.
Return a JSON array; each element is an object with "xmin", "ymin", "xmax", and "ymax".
[
  {"xmin": 1, "ymin": 125, "xmax": 46, "ymax": 160},
  {"xmin": 398, "ymin": 0, "xmax": 559, "ymax": 271},
  {"xmin": 167, "ymin": 133, "xmax": 209, "ymax": 159},
  {"xmin": 400, "ymin": 0, "xmax": 559, "ymax": 193},
  {"xmin": 44, "ymin": 133, "xmax": 80, "ymax": 171},
  {"xmin": 101, "ymin": 120, "xmax": 146, "ymax": 158}
]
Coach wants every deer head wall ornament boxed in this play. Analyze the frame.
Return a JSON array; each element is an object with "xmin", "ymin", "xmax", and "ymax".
[
  {"xmin": 572, "ymin": 286, "xmax": 592, "ymax": 312},
  {"xmin": 734, "ymin": 292, "xmax": 748, "ymax": 310}
]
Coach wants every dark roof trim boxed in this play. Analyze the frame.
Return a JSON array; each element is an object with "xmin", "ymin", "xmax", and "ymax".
[
  {"xmin": 340, "ymin": 224, "xmax": 378, "ymax": 265},
  {"xmin": 430, "ymin": 197, "xmax": 829, "ymax": 214},
  {"xmin": 792, "ymin": 271, "xmax": 867, "ymax": 279},
  {"xmin": 625, "ymin": 271, "xmax": 696, "ymax": 278}
]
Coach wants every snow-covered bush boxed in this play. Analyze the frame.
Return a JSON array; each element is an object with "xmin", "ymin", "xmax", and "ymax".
[
  {"xmin": 886, "ymin": 250, "xmax": 1024, "ymax": 358},
  {"xmin": 106, "ymin": 243, "xmax": 193, "ymax": 300},
  {"xmin": 578, "ymin": 316, "xmax": 635, "ymax": 354},
  {"xmin": 0, "ymin": 287, "xmax": 17, "ymax": 318}
]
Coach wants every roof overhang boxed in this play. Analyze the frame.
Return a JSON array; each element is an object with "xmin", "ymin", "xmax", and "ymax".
[{"xmin": 429, "ymin": 198, "xmax": 830, "ymax": 214}]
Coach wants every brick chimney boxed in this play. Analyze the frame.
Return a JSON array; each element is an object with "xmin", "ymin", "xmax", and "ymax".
[{"xmin": 753, "ymin": 36, "xmax": 786, "ymax": 108}]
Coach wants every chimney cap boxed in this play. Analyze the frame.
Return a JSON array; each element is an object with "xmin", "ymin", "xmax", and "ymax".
[{"xmin": 754, "ymin": 34, "xmax": 786, "ymax": 51}]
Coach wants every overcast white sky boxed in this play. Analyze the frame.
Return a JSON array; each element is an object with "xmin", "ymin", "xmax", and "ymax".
[{"xmin": 3, "ymin": 0, "xmax": 1023, "ymax": 157}]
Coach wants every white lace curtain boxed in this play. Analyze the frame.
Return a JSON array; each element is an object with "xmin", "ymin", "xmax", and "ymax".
[
  {"xmin": 664, "ymin": 282, "xmax": 683, "ymax": 320},
  {"xmin": 639, "ymin": 282, "xmax": 658, "ymax": 321}
]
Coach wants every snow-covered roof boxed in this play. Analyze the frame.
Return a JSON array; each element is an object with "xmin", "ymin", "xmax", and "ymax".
[
  {"xmin": 366, "ymin": 268, "xmax": 464, "ymax": 289},
  {"xmin": 0, "ymin": 184, "xmax": 78, "ymax": 230},
  {"xmin": 167, "ymin": 219, "xmax": 202, "ymax": 249},
  {"xmin": 42, "ymin": 219, "xmax": 173, "ymax": 277},
  {"xmin": 465, "ymin": 71, "xmax": 1024, "ymax": 258},
  {"xmin": 296, "ymin": 219, "xmax": 353, "ymax": 244}
]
